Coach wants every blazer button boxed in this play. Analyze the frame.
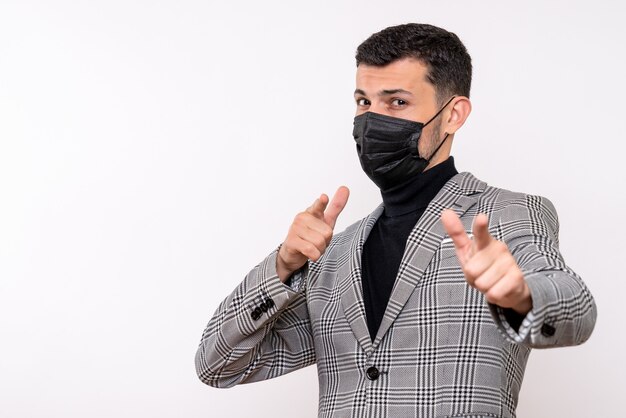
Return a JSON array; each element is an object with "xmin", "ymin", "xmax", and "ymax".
[
  {"xmin": 250, "ymin": 307, "xmax": 262, "ymax": 320},
  {"xmin": 259, "ymin": 302, "xmax": 268, "ymax": 312},
  {"xmin": 366, "ymin": 366, "xmax": 380, "ymax": 381},
  {"xmin": 265, "ymin": 297, "xmax": 275, "ymax": 308},
  {"xmin": 541, "ymin": 323, "xmax": 556, "ymax": 337}
]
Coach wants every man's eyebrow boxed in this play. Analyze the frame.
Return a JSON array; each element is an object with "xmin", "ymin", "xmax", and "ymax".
[
  {"xmin": 380, "ymin": 89, "xmax": 413, "ymax": 96},
  {"xmin": 353, "ymin": 88, "xmax": 413, "ymax": 96}
]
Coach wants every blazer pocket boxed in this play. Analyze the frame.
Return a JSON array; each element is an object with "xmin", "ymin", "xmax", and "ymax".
[{"xmin": 436, "ymin": 239, "xmax": 461, "ymax": 262}]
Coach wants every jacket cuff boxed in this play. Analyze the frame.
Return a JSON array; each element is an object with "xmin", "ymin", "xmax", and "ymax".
[
  {"xmin": 489, "ymin": 271, "xmax": 570, "ymax": 346},
  {"xmin": 245, "ymin": 249, "xmax": 307, "ymax": 323}
]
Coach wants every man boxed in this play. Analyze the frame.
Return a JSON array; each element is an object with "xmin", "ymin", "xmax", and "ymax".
[{"xmin": 195, "ymin": 23, "xmax": 596, "ymax": 418}]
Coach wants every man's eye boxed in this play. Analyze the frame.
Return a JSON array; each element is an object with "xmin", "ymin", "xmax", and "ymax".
[
  {"xmin": 391, "ymin": 99, "xmax": 407, "ymax": 106},
  {"xmin": 356, "ymin": 98, "xmax": 370, "ymax": 106}
]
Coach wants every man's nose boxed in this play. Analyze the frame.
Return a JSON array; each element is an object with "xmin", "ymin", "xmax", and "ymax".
[{"xmin": 364, "ymin": 102, "xmax": 391, "ymax": 116}]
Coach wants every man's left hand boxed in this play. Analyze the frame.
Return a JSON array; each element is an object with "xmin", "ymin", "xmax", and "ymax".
[{"xmin": 441, "ymin": 209, "xmax": 532, "ymax": 315}]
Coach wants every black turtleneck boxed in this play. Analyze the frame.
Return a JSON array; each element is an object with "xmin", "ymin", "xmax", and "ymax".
[{"xmin": 361, "ymin": 157, "xmax": 458, "ymax": 341}]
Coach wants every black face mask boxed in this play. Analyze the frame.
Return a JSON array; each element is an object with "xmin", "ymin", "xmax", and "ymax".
[{"xmin": 352, "ymin": 96, "xmax": 455, "ymax": 190}]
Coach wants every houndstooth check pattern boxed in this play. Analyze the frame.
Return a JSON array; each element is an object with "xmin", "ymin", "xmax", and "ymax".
[{"xmin": 195, "ymin": 172, "xmax": 596, "ymax": 418}]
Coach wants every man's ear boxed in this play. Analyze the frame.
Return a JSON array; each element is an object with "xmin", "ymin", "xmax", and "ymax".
[{"xmin": 444, "ymin": 96, "xmax": 472, "ymax": 135}]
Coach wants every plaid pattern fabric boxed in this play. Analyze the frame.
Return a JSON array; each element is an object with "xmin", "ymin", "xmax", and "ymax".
[{"xmin": 195, "ymin": 172, "xmax": 596, "ymax": 418}]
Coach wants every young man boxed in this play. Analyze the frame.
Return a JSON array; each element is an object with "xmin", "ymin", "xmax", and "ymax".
[{"xmin": 195, "ymin": 23, "xmax": 596, "ymax": 418}]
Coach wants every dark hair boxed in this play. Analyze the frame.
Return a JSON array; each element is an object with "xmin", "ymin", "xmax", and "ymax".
[{"xmin": 356, "ymin": 23, "xmax": 472, "ymax": 104}]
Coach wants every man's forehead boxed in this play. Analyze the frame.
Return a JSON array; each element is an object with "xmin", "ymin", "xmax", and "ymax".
[{"xmin": 355, "ymin": 58, "xmax": 430, "ymax": 93}]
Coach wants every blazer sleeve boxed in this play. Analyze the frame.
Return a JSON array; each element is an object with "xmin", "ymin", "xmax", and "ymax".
[
  {"xmin": 489, "ymin": 195, "xmax": 597, "ymax": 348},
  {"xmin": 195, "ymin": 248, "xmax": 315, "ymax": 388}
]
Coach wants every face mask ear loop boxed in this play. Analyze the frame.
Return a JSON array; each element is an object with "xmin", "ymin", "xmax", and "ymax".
[
  {"xmin": 425, "ymin": 133, "xmax": 450, "ymax": 163},
  {"xmin": 423, "ymin": 95, "xmax": 457, "ymax": 127},
  {"xmin": 421, "ymin": 95, "xmax": 456, "ymax": 162}
]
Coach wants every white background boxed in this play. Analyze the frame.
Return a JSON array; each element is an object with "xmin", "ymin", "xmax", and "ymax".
[{"xmin": 1, "ymin": 1, "xmax": 624, "ymax": 417}]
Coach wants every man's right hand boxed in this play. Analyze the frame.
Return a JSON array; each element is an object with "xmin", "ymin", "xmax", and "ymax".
[{"xmin": 276, "ymin": 186, "xmax": 350, "ymax": 282}]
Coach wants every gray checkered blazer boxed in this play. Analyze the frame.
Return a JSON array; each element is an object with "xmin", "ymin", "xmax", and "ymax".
[{"xmin": 196, "ymin": 172, "xmax": 596, "ymax": 418}]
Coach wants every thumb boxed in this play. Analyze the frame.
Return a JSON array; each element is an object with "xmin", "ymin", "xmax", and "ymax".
[
  {"xmin": 324, "ymin": 186, "xmax": 350, "ymax": 229},
  {"xmin": 472, "ymin": 214, "xmax": 492, "ymax": 251}
]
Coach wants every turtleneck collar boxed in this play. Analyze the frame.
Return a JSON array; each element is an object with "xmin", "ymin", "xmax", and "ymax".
[{"xmin": 380, "ymin": 156, "xmax": 458, "ymax": 217}]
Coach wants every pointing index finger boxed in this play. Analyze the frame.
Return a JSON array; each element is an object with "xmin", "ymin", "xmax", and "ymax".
[
  {"xmin": 441, "ymin": 208, "xmax": 471, "ymax": 252},
  {"xmin": 306, "ymin": 194, "xmax": 329, "ymax": 219}
]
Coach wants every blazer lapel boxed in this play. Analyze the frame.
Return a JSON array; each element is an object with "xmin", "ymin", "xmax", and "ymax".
[
  {"xmin": 372, "ymin": 172, "xmax": 487, "ymax": 349},
  {"xmin": 340, "ymin": 204, "xmax": 384, "ymax": 356}
]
